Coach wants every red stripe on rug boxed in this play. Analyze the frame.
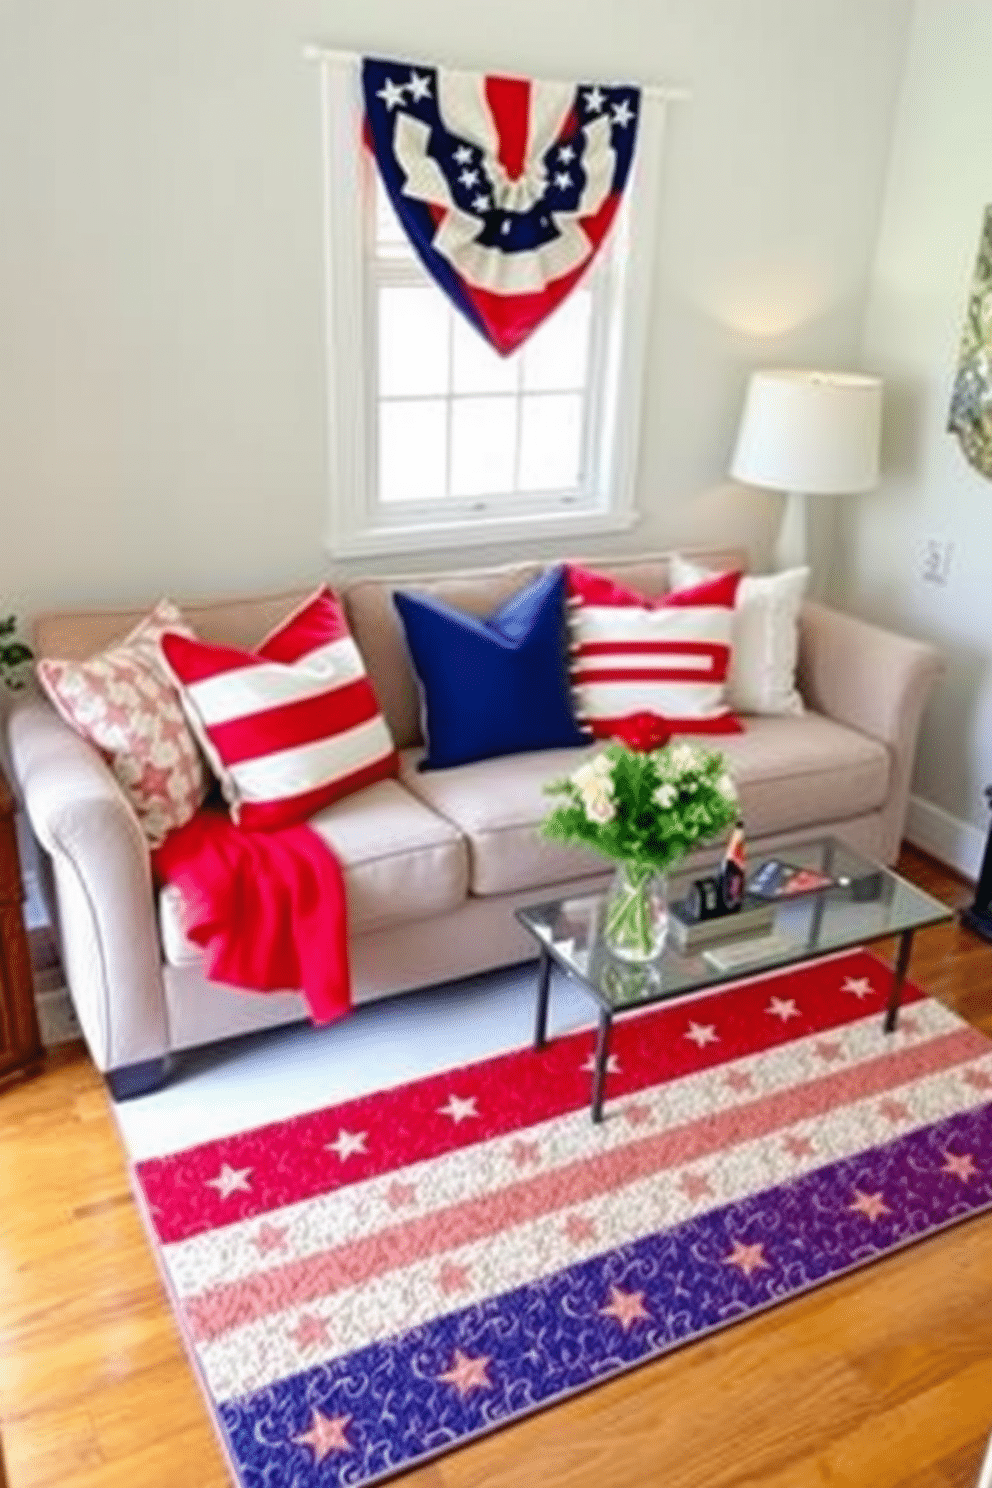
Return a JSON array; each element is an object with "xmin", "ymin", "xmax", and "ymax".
[
  {"xmin": 137, "ymin": 953, "xmax": 922, "ymax": 1244},
  {"xmin": 184, "ymin": 1023, "xmax": 985, "ymax": 1344}
]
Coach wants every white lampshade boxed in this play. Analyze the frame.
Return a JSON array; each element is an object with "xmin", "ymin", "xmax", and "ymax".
[{"xmin": 731, "ymin": 369, "xmax": 882, "ymax": 495}]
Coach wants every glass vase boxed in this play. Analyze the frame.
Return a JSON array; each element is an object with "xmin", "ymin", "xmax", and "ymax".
[{"xmin": 603, "ymin": 862, "xmax": 669, "ymax": 963}]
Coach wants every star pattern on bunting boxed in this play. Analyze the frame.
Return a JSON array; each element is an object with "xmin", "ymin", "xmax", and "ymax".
[
  {"xmin": 292, "ymin": 1409, "xmax": 352, "ymax": 1461},
  {"xmin": 205, "ymin": 1163, "xmax": 252, "ymax": 1199}
]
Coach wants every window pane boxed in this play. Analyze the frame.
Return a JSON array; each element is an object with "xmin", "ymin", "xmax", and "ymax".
[
  {"xmin": 379, "ymin": 399, "xmax": 447, "ymax": 503},
  {"xmin": 452, "ymin": 315, "xmax": 519, "ymax": 395},
  {"xmin": 450, "ymin": 397, "xmax": 517, "ymax": 497},
  {"xmin": 519, "ymin": 393, "xmax": 583, "ymax": 490},
  {"xmin": 375, "ymin": 179, "xmax": 415, "ymax": 260},
  {"xmin": 522, "ymin": 293, "xmax": 592, "ymax": 392},
  {"xmin": 379, "ymin": 287, "xmax": 450, "ymax": 396}
]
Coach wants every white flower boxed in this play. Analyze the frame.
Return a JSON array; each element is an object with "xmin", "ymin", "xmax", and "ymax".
[
  {"xmin": 717, "ymin": 773, "xmax": 738, "ymax": 800},
  {"xmin": 653, "ymin": 782, "xmax": 677, "ymax": 810},
  {"xmin": 572, "ymin": 754, "xmax": 612, "ymax": 791},
  {"xmin": 571, "ymin": 754, "xmax": 617, "ymax": 824},
  {"xmin": 669, "ymin": 743, "xmax": 700, "ymax": 773},
  {"xmin": 583, "ymin": 789, "xmax": 616, "ymax": 824}
]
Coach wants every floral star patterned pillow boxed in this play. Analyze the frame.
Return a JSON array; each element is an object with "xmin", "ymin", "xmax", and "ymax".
[{"xmin": 37, "ymin": 599, "xmax": 209, "ymax": 846}]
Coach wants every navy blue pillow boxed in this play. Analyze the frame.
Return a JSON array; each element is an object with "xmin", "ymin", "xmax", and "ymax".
[{"xmin": 393, "ymin": 565, "xmax": 590, "ymax": 769}]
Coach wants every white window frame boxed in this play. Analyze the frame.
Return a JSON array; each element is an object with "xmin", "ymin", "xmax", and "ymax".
[{"xmin": 317, "ymin": 57, "xmax": 668, "ymax": 559}]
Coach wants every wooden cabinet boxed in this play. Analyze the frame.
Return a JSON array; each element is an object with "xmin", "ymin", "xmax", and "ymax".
[{"xmin": 0, "ymin": 769, "xmax": 43, "ymax": 1086}]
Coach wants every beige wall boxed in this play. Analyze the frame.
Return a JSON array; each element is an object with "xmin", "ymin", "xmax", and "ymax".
[
  {"xmin": 1, "ymin": 0, "xmax": 911, "ymax": 623},
  {"xmin": 838, "ymin": 0, "xmax": 992, "ymax": 872}
]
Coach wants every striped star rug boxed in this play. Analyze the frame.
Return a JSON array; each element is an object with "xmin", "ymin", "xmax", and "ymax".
[{"xmin": 133, "ymin": 951, "xmax": 992, "ymax": 1487}]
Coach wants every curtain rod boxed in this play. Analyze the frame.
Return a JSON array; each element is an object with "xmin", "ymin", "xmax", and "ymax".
[{"xmin": 302, "ymin": 44, "xmax": 692, "ymax": 103}]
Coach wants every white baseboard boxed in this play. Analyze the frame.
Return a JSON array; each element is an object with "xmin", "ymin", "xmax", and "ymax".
[{"xmin": 905, "ymin": 794, "xmax": 987, "ymax": 881}]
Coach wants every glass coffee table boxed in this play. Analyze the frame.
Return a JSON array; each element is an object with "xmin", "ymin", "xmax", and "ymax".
[{"xmin": 516, "ymin": 836, "xmax": 953, "ymax": 1123}]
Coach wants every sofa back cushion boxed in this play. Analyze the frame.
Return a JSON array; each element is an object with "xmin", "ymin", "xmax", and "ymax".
[{"xmin": 33, "ymin": 589, "xmax": 316, "ymax": 663}]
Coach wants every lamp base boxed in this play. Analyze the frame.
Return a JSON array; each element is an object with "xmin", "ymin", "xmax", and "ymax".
[{"xmin": 774, "ymin": 490, "xmax": 808, "ymax": 571}]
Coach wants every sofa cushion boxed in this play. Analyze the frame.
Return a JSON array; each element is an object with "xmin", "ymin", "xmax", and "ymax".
[
  {"xmin": 394, "ymin": 566, "xmax": 589, "ymax": 769},
  {"xmin": 717, "ymin": 712, "xmax": 889, "ymax": 835},
  {"xmin": 566, "ymin": 563, "xmax": 744, "ymax": 738},
  {"xmin": 160, "ymin": 588, "xmax": 399, "ymax": 830},
  {"xmin": 399, "ymin": 712, "xmax": 890, "ymax": 898},
  {"xmin": 400, "ymin": 743, "xmax": 609, "ymax": 897},
  {"xmin": 158, "ymin": 778, "xmax": 469, "ymax": 965},
  {"xmin": 36, "ymin": 599, "xmax": 210, "ymax": 847},
  {"xmin": 33, "ymin": 588, "xmax": 316, "ymax": 662},
  {"xmin": 669, "ymin": 554, "xmax": 809, "ymax": 717}
]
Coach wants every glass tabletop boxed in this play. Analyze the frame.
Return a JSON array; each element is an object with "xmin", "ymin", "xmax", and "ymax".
[{"xmin": 515, "ymin": 836, "xmax": 953, "ymax": 1014}]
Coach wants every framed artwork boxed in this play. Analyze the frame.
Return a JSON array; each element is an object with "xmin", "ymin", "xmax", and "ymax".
[{"xmin": 948, "ymin": 204, "xmax": 992, "ymax": 478}]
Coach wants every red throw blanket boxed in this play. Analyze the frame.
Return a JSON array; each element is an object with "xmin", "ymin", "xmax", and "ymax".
[{"xmin": 152, "ymin": 808, "xmax": 350, "ymax": 1025}]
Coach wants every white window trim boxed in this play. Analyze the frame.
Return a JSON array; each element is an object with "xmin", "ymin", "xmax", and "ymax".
[{"xmin": 316, "ymin": 57, "xmax": 668, "ymax": 560}]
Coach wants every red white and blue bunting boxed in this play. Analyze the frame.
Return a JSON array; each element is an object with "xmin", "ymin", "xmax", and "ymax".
[{"xmin": 361, "ymin": 56, "xmax": 642, "ymax": 356}]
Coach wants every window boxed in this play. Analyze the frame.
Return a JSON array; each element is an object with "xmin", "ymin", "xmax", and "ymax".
[{"xmin": 318, "ymin": 60, "xmax": 665, "ymax": 558}]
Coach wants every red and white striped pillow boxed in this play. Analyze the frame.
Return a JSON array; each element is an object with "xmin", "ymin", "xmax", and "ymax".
[
  {"xmin": 566, "ymin": 564, "xmax": 744, "ymax": 738},
  {"xmin": 159, "ymin": 588, "xmax": 399, "ymax": 831}
]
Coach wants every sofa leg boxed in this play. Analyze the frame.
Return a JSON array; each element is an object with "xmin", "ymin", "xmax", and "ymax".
[{"xmin": 105, "ymin": 1057, "xmax": 171, "ymax": 1101}]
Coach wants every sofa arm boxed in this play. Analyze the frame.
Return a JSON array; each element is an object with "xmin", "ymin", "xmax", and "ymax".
[
  {"xmin": 796, "ymin": 601, "xmax": 944, "ymax": 863},
  {"xmin": 6, "ymin": 695, "xmax": 169, "ymax": 1071}
]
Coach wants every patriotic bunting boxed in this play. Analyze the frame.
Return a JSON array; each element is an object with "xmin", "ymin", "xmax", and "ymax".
[{"xmin": 362, "ymin": 55, "xmax": 642, "ymax": 355}]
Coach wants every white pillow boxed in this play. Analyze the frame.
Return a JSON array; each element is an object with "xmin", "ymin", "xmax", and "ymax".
[{"xmin": 669, "ymin": 555, "xmax": 809, "ymax": 716}]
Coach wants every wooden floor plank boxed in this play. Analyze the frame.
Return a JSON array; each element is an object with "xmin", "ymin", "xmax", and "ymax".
[{"xmin": 1, "ymin": 845, "xmax": 991, "ymax": 1487}]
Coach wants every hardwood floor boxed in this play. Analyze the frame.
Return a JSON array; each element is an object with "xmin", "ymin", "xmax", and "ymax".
[{"xmin": 1, "ymin": 846, "xmax": 991, "ymax": 1488}]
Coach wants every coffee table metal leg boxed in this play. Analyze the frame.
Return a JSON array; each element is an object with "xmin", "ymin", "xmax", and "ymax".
[
  {"xmin": 533, "ymin": 948, "xmax": 552, "ymax": 1049},
  {"xmin": 884, "ymin": 928, "xmax": 915, "ymax": 1033},
  {"xmin": 591, "ymin": 1007, "xmax": 613, "ymax": 1123}
]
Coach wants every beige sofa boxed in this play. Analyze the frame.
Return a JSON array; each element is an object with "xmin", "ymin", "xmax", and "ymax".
[{"xmin": 8, "ymin": 547, "xmax": 944, "ymax": 1099}]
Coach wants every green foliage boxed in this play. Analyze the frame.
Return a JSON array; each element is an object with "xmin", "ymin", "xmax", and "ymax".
[
  {"xmin": 541, "ymin": 739, "xmax": 738, "ymax": 871},
  {"xmin": 0, "ymin": 616, "xmax": 33, "ymax": 690}
]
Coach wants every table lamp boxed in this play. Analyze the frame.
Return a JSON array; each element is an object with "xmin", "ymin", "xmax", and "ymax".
[{"xmin": 730, "ymin": 369, "xmax": 882, "ymax": 570}]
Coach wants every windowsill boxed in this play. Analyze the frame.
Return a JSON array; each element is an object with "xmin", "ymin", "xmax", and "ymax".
[{"xmin": 324, "ymin": 505, "xmax": 640, "ymax": 560}]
